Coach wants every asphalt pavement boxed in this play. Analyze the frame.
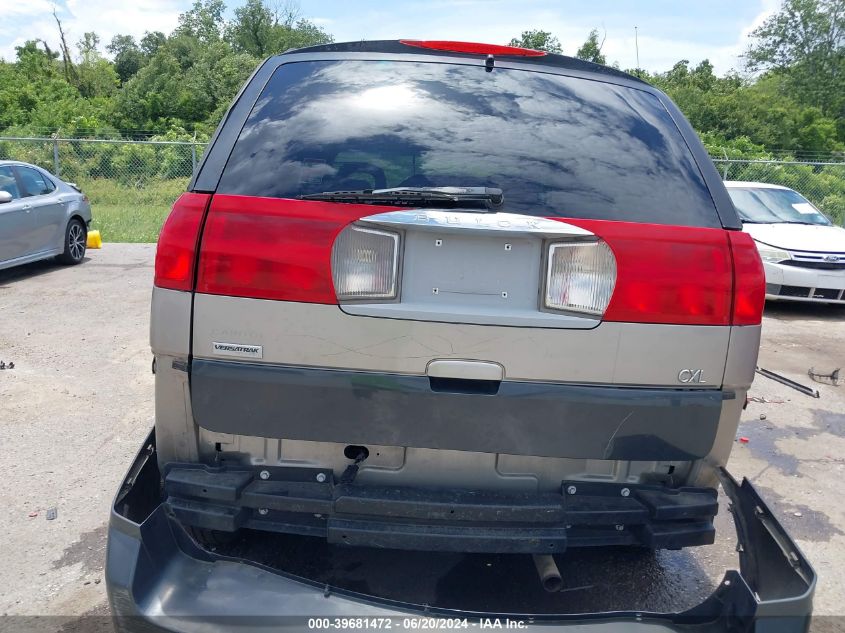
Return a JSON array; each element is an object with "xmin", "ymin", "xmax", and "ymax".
[{"xmin": 0, "ymin": 244, "xmax": 843, "ymax": 630}]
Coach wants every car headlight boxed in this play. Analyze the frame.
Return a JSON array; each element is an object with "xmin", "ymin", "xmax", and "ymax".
[{"xmin": 754, "ymin": 241, "xmax": 791, "ymax": 264}]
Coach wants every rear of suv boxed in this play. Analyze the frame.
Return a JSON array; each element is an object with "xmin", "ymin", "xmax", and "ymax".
[{"xmin": 151, "ymin": 40, "xmax": 765, "ymax": 555}]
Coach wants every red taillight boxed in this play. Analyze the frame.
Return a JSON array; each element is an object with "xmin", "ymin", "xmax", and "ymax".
[
  {"xmin": 192, "ymin": 196, "xmax": 763, "ymax": 327},
  {"xmin": 400, "ymin": 40, "xmax": 547, "ymax": 57},
  {"xmin": 562, "ymin": 219, "xmax": 735, "ymax": 326},
  {"xmin": 728, "ymin": 231, "xmax": 766, "ymax": 325},
  {"xmin": 196, "ymin": 195, "xmax": 392, "ymax": 303},
  {"xmin": 154, "ymin": 193, "xmax": 211, "ymax": 291}
]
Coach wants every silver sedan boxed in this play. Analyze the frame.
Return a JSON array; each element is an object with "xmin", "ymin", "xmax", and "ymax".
[{"xmin": 0, "ymin": 160, "xmax": 93, "ymax": 271}]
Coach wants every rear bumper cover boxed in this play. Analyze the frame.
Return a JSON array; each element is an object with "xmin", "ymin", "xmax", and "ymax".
[
  {"xmin": 107, "ymin": 430, "xmax": 815, "ymax": 632},
  {"xmin": 191, "ymin": 360, "xmax": 726, "ymax": 461}
]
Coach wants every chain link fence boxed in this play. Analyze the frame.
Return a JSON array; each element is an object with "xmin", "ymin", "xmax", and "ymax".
[
  {"xmin": 0, "ymin": 136, "xmax": 843, "ymax": 242},
  {"xmin": 0, "ymin": 136, "xmax": 205, "ymax": 242}
]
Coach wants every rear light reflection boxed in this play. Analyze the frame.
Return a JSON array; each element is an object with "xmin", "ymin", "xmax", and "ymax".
[{"xmin": 545, "ymin": 241, "xmax": 616, "ymax": 316}]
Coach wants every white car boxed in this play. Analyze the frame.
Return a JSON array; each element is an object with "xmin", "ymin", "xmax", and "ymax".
[{"xmin": 725, "ymin": 181, "xmax": 845, "ymax": 304}]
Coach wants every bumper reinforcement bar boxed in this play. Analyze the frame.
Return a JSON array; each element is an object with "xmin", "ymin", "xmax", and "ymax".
[{"xmin": 162, "ymin": 463, "xmax": 719, "ymax": 553}]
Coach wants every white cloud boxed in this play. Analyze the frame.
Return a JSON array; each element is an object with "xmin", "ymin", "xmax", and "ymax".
[
  {"xmin": 600, "ymin": 0, "xmax": 781, "ymax": 74},
  {"xmin": 0, "ymin": 0, "xmax": 55, "ymax": 18},
  {"xmin": 0, "ymin": 0, "xmax": 186, "ymax": 61}
]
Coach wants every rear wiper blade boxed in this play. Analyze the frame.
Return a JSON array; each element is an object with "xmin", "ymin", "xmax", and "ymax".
[{"xmin": 299, "ymin": 187, "xmax": 503, "ymax": 210}]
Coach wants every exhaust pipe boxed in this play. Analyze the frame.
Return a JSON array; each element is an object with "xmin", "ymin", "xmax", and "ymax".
[{"xmin": 532, "ymin": 554, "xmax": 562, "ymax": 592}]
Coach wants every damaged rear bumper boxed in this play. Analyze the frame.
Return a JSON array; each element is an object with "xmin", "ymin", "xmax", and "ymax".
[{"xmin": 107, "ymin": 430, "xmax": 815, "ymax": 632}]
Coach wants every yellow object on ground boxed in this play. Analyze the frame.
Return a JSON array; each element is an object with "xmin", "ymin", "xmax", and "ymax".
[{"xmin": 87, "ymin": 230, "xmax": 102, "ymax": 249}]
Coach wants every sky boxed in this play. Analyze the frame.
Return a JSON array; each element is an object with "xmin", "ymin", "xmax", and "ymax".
[{"xmin": 0, "ymin": 0, "xmax": 781, "ymax": 74}]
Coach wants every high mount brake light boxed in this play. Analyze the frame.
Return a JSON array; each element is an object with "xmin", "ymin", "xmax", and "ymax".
[
  {"xmin": 154, "ymin": 192, "xmax": 211, "ymax": 291},
  {"xmin": 399, "ymin": 40, "xmax": 547, "ymax": 57}
]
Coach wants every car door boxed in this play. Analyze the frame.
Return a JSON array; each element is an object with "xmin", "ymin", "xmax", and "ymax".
[
  {"xmin": 15, "ymin": 165, "xmax": 67, "ymax": 256},
  {"xmin": 0, "ymin": 165, "xmax": 31, "ymax": 263}
]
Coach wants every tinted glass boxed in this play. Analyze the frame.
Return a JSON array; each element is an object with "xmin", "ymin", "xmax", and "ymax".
[
  {"xmin": 18, "ymin": 167, "xmax": 55, "ymax": 197},
  {"xmin": 219, "ymin": 60, "xmax": 719, "ymax": 227},
  {"xmin": 0, "ymin": 166, "xmax": 20, "ymax": 199},
  {"xmin": 728, "ymin": 187, "xmax": 832, "ymax": 226}
]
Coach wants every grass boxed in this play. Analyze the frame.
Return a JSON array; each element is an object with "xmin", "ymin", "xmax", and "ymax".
[{"xmin": 83, "ymin": 178, "xmax": 187, "ymax": 243}]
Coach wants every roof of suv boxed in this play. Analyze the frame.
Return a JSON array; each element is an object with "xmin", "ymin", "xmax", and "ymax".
[{"xmin": 283, "ymin": 39, "xmax": 646, "ymax": 84}]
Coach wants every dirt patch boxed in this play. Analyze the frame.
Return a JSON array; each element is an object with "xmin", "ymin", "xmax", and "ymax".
[
  {"xmin": 737, "ymin": 418, "xmax": 816, "ymax": 476},
  {"xmin": 812, "ymin": 409, "xmax": 845, "ymax": 437},
  {"xmin": 51, "ymin": 525, "xmax": 108, "ymax": 576},
  {"xmin": 753, "ymin": 484, "xmax": 844, "ymax": 543}
]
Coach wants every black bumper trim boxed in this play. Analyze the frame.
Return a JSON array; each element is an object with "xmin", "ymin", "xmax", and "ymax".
[
  {"xmin": 107, "ymin": 429, "xmax": 816, "ymax": 631},
  {"xmin": 190, "ymin": 360, "xmax": 725, "ymax": 461}
]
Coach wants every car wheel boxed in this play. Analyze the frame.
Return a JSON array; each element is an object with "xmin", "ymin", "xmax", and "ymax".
[{"xmin": 58, "ymin": 218, "xmax": 87, "ymax": 265}]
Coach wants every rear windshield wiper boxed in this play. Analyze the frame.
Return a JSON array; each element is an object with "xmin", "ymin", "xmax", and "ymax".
[{"xmin": 299, "ymin": 187, "xmax": 503, "ymax": 210}]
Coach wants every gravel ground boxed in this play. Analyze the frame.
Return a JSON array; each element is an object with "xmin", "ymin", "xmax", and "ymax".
[
  {"xmin": 0, "ymin": 244, "xmax": 843, "ymax": 628},
  {"xmin": 0, "ymin": 245, "xmax": 155, "ymax": 619}
]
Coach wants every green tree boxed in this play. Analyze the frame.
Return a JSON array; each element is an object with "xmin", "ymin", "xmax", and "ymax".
[
  {"xmin": 227, "ymin": 0, "xmax": 332, "ymax": 57},
  {"xmin": 176, "ymin": 0, "xmax": 226, "ymax": 42},
  {"xmin": 140, "ymin": 31, "xmax": 167, "ymax": 57},
  {"xmin": 272, "ymin": 19, "xmax": 333, "ymax": 52},
  {"xmin": 228, "ymin": 0, "xmax": 275, "ymax": 56},
  {"xmin": 1, "ymin": 1, "xmax": 338, "ymax": 136},
  {"xmin": 508, "ymin": 29, "xmax": 562, "ymax": 53},
  {"xmin": 107, "ymin": 35, "xmax": 145, "ymax": 83},
  {"xmin": 75, "ymin": 33, "xmax": 118, "ymax": 99},
  {"xmin": 14, "ymin": 40, "xmax": 60, "ymax": 77},
  {"xmin": 575, "ymin": 29, "xmax": 606, "ymax": 64},
  {"xmin": 746, "ymin": 0, "xmax": 845, "ymax": 119}
]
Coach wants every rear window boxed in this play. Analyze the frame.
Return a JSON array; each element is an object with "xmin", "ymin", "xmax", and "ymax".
[
  {"xmin": 218, "ymin": 60, "xmax": 719, "ymax": 227},
  {"xmin": 17, "ymin": 166, "xmax": 55, "ymax": 197}
]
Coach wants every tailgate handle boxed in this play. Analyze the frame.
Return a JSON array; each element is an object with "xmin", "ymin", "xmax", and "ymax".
[
  {"xmin": 426, "ymin": 360, "xmax": 503, "ymax": 395},
  {"xmin": 426, "ymin": 360, "xmax": 504, "ymax": 381}
]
